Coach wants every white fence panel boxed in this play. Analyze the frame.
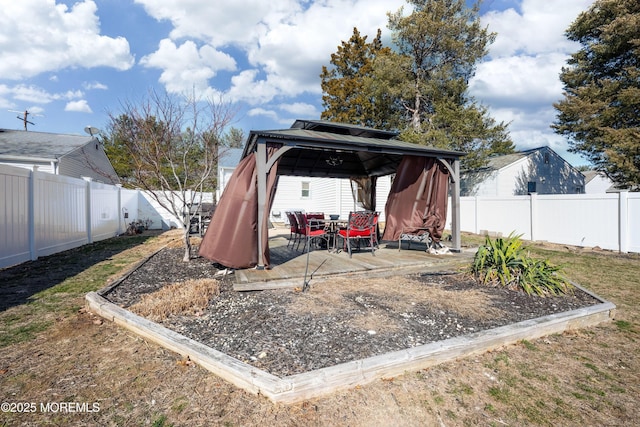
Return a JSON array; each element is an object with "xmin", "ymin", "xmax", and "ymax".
[
  {"xmin": 33, "ymin": 172, "xmax": 88, "ymax": 258},
  {"xmin": 1, "ymin": 165, "xmax": 215, "ymax": 268},
  {"xmin": 627, "ymin": 193, "xmax": 640, "ymax": 253},
  {"xmin": 120, "ymin": 188, "xmax": 140, "ymax": 228},
  {"xmin": 138, "ymin": 190, "xmax": 214, "ymax": 231},
  {"xmin": 535, "ymin": 194, "xmax": 619, "ymax": 250},
  {"xmin": 449, "ymin": 192, "xmax": 639, "ymax": 253},
  {"xmin": 0, "ymin": 165, "xmax": 31, "ymax": 267},
  {"xmin": 458, "ymin": 197, "xmax": 477, "ymax": 234},
  {"xmin": 475, "ymin": 197, "xmax": 532, "ymax": 239},
  {"xmin": 90, "ymin": 181, "xmax": 121, "ymax": 241}
]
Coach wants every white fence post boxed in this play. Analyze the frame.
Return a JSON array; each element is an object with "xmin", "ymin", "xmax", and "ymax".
[
  {"xmin": 619, "ymin": 190, "xmax": 629, "ymax": 253},
  {"xmin": 84, "ymin": 177, "xmax": 93, "ymax": 244},
  {"xmin": 530, "ymin": 192, "xmax": 538, "ymax": 242},
  {"xmin": 29, "ymin": 169, "xmax": 36, "ymax": 261},
  {"xmin": 116, "ymin": 184, "xmax": 123, "ymax": 236},
  {"xmin": 474, "ymin": 196, "xmax": 479, "ymax": 235}
]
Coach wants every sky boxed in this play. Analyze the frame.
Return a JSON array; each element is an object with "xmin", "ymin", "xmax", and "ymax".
[{"xmin": 0, "ymin": 0, "xmax": 595, "ymax": 165}]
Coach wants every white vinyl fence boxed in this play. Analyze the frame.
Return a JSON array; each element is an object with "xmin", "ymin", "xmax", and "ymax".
[
  {"xmin": 1, "ymin": 164, "xmax": 137, "ymax": 268},
  {"xmin": 1, "ymin": 164, "xmax": 211, "ymax": 269},
  {"xmin": 448, "ymin": 192, "xmax": 639, "ymax": 253},
  {"xmin": 3, "ymin": 162, "xmax": 638, "ymax": 269}
]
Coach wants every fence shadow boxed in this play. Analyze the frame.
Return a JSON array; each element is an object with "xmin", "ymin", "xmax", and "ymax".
[{"xmin": 0, "ymin": 232, "xmax": 160, "ymax": 312}]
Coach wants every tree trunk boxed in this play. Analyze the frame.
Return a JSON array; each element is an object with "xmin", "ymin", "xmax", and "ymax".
[
  {"xmin": 183, "ymin": 227, "xmax": 192, "ymax": 262},
  {"xmin": 411, "ymin": 81, "xmax": 422, "ymax": 131}
]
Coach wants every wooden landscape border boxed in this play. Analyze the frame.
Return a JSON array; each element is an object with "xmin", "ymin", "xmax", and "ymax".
[{"xmin": 86, "ymin": 283, "xmax": 615, "ymax": 404}]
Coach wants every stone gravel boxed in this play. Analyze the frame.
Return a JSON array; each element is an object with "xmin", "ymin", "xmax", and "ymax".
[{"xmin": 104, "ymin": 247, "xmax": 600, "ymax": 377}]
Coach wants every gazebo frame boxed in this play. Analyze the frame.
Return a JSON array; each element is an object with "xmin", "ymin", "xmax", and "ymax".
[{"xmin": 242, "ymin": 120, "xmax": 465, "ymax": 269}]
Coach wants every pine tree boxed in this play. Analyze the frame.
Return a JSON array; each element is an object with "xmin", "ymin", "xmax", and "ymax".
[
  {"xmin": 553, "ymin": 0, "xmax": 640, "ymax": 189},
  {"xmin": 320, "ymin": 27, "xmax": 396, "ymax": 128},
  {"xmin": 319, "ymin": 0, "xmax": 513, "ymax": 169}
]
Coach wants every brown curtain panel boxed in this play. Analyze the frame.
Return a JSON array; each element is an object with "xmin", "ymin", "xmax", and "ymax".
[
  {"xmin": 199, "ymin": 147, "xmax": 279, "ymax": 269},
  {"xmin": 381, "ymin": 156, "xmax": 450, "ymax": 243},
  {"xmin": 349, "ymin": 176, "xmax": 377, "ymax": 212}
]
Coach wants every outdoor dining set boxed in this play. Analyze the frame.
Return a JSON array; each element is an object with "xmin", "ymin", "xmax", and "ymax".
[{"xmin": 284, "ymin": 211, "xmax": 379, "ymax": 258}]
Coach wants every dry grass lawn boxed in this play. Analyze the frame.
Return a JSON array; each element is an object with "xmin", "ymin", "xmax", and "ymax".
[
  {"xmin": 130, "ymin": 278, "xmax": 220, "ymax": 322},
  {"xmin": 1, "ymin": 230, "xmax": 638, "ymax": 426}
]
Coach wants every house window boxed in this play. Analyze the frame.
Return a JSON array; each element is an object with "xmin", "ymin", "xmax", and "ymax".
[
  {"xmin": 544, "ymin": 152, "xmax": 550, "ymax": 164},
  {"xmin": 301, "ymin": 181, "xmax": 310, "ymax": 198},
  {"xmin": 527, "ymin": 181, "xmax": 537, "ymax": 193}
]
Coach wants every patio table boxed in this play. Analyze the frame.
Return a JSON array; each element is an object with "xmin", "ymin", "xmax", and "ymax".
[{"xmin": 324, "ymin": 219, "xmax": 348, "ymax": 252}]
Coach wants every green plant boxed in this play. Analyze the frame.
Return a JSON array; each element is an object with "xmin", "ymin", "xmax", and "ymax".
[
  {"xmin": 151, "ymin": 414, "xmax": 173, "ymax": 427},
  {"xmin": 471, "ymin": 233, "xmax": 573, "ymax": 296},
  {"xmin": 614, "ymin": 320, "xmax": 636, "ymax": 333}
]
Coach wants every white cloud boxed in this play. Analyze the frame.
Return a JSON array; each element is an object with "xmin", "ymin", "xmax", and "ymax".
[
  {"xmin": 278, "ymin": 102, "xmax": 318, "ymax": 117},
  {"xmin": 25, "ymin": 106, "xmax": 46, "ymax": 115},
  {"xmin": 226, "ymin": 70, "xmax": 280, "ymax": 105},
  {"xmin": 135, "ymin": 0, "xmax": 405, "ymax": 105},
  {"xmin": 11, "ymin": 84, "xmax": 83, "ymax": 104},
  {"xmin": 238, "ymin": 0, "xmax": 405, "ymax": 101},
  {"xmin": 470, "ymin": 53, "xmax": 568, "ymax": 108},
  {"xmin": 469, "ymin": 0, "xmax": 595, "ymax": 157},
  {"xmin": 0, "ymin": 0, "xmax": 134, "ymax": 80},
  {"xmin": 134, "ymin": 0, "xmax": 299, "ymax": 47},
  {"xmin": 140, "ymin": 39, "xmax": 237, "ymax": 95},
  {"xmin": 248, "ymin": 107, "xmax": 279, "ymax": 120},
  {"xmin": 65, "ymin": 99, "xmax": 93, "ymax": 113},
  {"xmin": 481, "ymin": 1, "xmax": 587, "ymax": 58},
  {"xmin": 83, "ymin": 81, "xmax": 108, "ymax": 90}
]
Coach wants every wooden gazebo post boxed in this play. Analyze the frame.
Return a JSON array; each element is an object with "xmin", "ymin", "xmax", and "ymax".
[{"xmin": 256, "ymin": 141, "xmax": 268, "ymax": 269}]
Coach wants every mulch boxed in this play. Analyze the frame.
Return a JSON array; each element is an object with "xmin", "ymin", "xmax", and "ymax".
[{"xmin": 103, "ymin": 247, "xmax": 600, "ymax": 377}]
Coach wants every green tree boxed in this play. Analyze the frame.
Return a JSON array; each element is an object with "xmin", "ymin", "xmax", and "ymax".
[
  {"xmin": 221, "ymin": 127, "xmax": 245, "ymax": 148},
  {"xmin": 320, "ymin": 27, "xmax": 398, "ymax": 128},
  {"xmin": 104, "ymin": 89, "xmax": 237, "ymax": 261},
  {"xmin": 319, "ymin": 0, "xmax": 514, "ymax": 169},
  {"xmin": 553, "ymin": 0, "xmax": 640, "ymax": 190},
  {"xmin": 388, "ymin": 0, "xmax": 513, "ymax": 168}
]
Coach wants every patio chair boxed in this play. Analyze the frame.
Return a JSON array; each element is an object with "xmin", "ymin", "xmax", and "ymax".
[
  {"xmin": 293, "ymin": 211, "xmax": 308, "ymax": 250},
  {"xmin": 305, "ymin": 212, "xmax": 325, "ymax": 230},
  {"xmin": 372, "ymin": 211, "xmax": 380, "ymax": 249},
  {"xmin": 285, "ymin": 211, "xmax": 300, "ymax": 248},
  {"xmin": 338, "ymin": 211, "xmax": 377, "ymax": 258},
  {"xmin": 295, "ymin": 211, "xmax": 328, "ymax": 252}
]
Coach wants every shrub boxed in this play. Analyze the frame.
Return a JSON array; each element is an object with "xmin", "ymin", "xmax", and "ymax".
[{"xmin": 471, "ymin": 233, "xmax": 573, "ymax": 296}]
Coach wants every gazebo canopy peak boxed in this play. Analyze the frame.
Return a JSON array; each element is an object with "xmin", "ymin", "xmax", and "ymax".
[{"xmin": 243, "ymin": 120, "xmax": 464, "ymax": 179}]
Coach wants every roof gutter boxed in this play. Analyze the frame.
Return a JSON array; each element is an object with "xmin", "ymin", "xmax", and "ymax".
[{"xmin": 0, "ymin": 154, "xmax": 58, "ymax": 163}]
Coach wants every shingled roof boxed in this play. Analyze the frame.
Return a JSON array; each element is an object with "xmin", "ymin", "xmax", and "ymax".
[{"xmin": 0, "ymin": 128, "xmax": 94, "ymax": 161}]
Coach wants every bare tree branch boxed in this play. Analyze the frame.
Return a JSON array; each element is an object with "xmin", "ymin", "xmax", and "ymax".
[{"xmin": 104, "ymin": 89, "xmax": 239, "ymax": 261}]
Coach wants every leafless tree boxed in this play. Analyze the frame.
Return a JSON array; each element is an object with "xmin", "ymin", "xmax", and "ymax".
[{"xmin": 105, "ymin": 89, "xmax": 237, "ymax": 261}]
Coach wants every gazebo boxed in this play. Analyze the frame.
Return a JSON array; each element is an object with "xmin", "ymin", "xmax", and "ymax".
[{"xmin": 199, "ymin": 120, "xmax": 465, "ymax": 270}]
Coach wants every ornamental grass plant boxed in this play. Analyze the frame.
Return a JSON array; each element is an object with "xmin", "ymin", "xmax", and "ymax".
[{"xmin": 471, "ymin": 233, "xmax": 573, "ymax": 296}]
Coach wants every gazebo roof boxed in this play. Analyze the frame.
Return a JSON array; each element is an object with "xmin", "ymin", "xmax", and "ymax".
[{"xmin": 243, "ymin": 120, "xmax": 465, "ymax": 179}]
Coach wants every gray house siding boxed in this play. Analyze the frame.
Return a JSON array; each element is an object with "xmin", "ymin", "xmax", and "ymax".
[
  {"xmin": 0, "ymin": 129, "xmax": 119, "ymax": 185},
  {"xmin": 59, "ymin": 143, "xmax": 119, "ymax": 184},
  {"xmin": 461, "ymin": 147, "xmax": 585, "ymax": 197}
]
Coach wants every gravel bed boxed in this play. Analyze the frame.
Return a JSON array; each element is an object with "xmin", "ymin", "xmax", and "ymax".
[{"xmin": 104, "ymin": 247, "xmax": 600, "ymax": 377}]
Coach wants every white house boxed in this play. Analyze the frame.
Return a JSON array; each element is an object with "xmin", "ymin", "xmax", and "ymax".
[
  {"xmin": 583, "ymin": 170, "xmax": 615, "ymax": 193},
  {"xmin": 267, "ymin": 175, "xmax": 392, "ymax": 224},
  {"xmin": 216, "ymin": 147, "xmax": 243, "ymax": 203},
  {"xmin": 461, "ymin": 147, "xmax": 585, "ymax": 197},
  {"xmin": 0, "ymin": 128, "xmax": 119, "ymax": 185},
  {"xmin": 216, "ymin": 147, "xmax": 392, "ymax": 224}
]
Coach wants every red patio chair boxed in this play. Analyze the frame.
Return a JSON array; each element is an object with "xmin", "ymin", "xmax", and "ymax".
[
  {"xmin": 295, "ymin": 211, "xmax": 328, "ymax": 252},
  {"xmin": 293, "ymin": 211, "xmax": 307, "ymax": 250},
  {"xmin": 285, "ymin": 211, "xmax": 300, "ymax": 248},
  {"xmin": 338, "ymin": 211, "xmax": 377, "ymax": 258}
]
